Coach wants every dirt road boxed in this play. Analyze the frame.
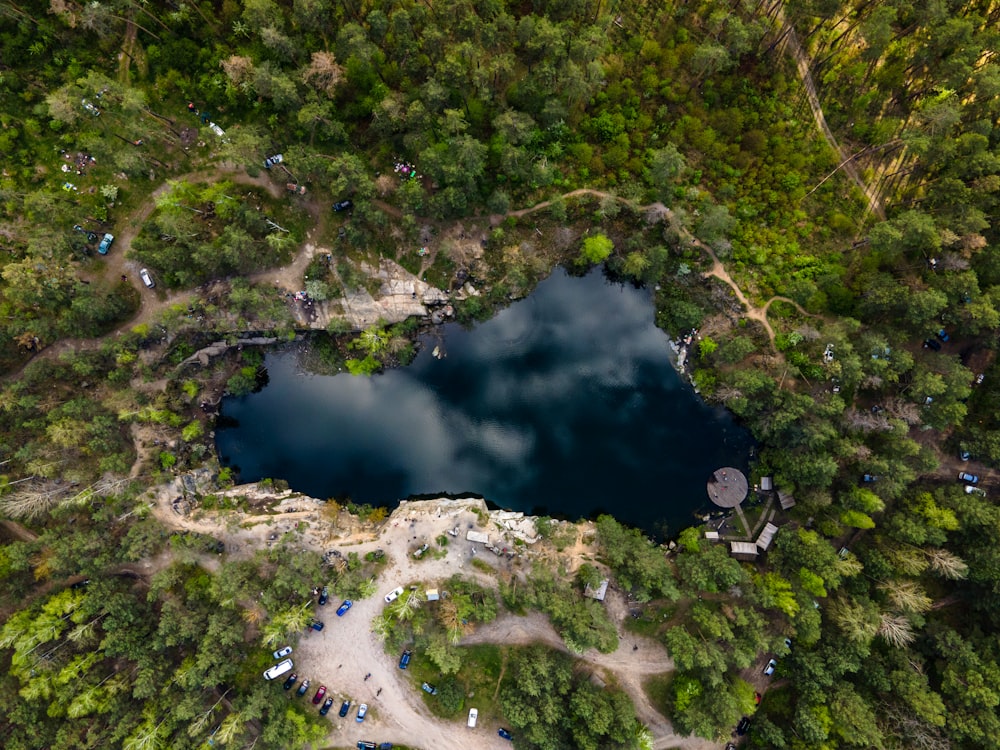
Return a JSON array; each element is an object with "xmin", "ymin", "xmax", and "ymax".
[{"xmin": 148, "ymin": 489, "xmax": 716, "ymax": 750}]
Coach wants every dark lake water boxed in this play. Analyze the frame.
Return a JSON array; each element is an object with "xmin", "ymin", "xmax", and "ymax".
[{"xmin": 216, "ymin": 267, "xmax": 753, "ymax": 535}]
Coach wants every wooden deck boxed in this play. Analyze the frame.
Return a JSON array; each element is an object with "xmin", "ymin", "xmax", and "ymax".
[{"xmin": 707, "ymin": 467, "xmax": 748, "ymax": 508}]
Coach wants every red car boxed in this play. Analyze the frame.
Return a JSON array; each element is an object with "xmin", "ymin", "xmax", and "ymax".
[{"xmin": 312, "ymin": 685, "xmax": 327, "ymax": 705}]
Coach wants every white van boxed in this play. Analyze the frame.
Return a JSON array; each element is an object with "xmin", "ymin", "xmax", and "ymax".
[
  {"xmin": 467, "ymin": 708, "xmax": 478, "ymax": 728},
  {"xmin": 263, "ymin": 658, "xmax": 293, "ymax": 680}
]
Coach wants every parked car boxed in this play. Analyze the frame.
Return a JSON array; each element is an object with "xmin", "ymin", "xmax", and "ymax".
[
  {"xmin": 726, "ymin": 743, "xmax": 737, "ymax": 750},
  {"xmin": 862, "ymin": 474, "xmax": 878, "ymax": 483},
  {"xmin": 332, "ymin": 199, "xmax": 353, "ymax": 212},
  {"xmin": 356, "ymin": 743, "xmax": 376, "ymax": 750},
  {"xmin": 384, "ymin": 586, "xmax": 404, "ymax": 603},
  {"xmin": 318, "ymin": 587, "xmax": 329, "ymax": 606},
  {"xmin": 312, "ymin": 685, "xmax": 327, "ymax": 705},
  {"xmin": 736, "ymin": 716, "xmax": 751, "ymax": 735},
  {"xmin": 81, "ymin": 98, "xmax": 100, "ymax": 116},
  {"xmin": 273, "ymin": 646, "xmax": 292, "ymax": 659},
  {"xmin": 139, "ymin": 268, "xmax": 155, "ymax": 288},
  {"xmin": 263, "ymin": 154, "xmax": 283, "ymax": 169},
  {"xmin": 336, "ymin": 600, "xmax": 353, "ymax": 617},
  {"xmin": 467, "ymin": 708, "xmax": 478, "ymax": 728},
  {"xmin": 356, "ymin": 703, "xmax": 368, "ymax": 722},
  {"xmin": 398, "ymin": 649, "xmax": 412, "ymax": 669},
  {"xmin": 498, "ymin": 728, "xmax": 513, "ymax": 740},
  {"xmin": 319, "ymin": 696, "xmax": 334, "ymax": 715},
  {"xmin": 960, "ymin": 449, "xmax": 971, "ymax": 461},
  {"xmin": 413, "ymin": 543, "xmax": 429, "ymax": 558},
  {"xmin": 263, "ymin": 659, "xmax": 293, "ymax": 681},
  {"xmin": 923, "ymin": 338, "xmax": 941, "ymax": 351},
  {"xmin": 959, "ymin": 472, "xmax": 979, "ymax": 484},
  {"xmin": 309, "ymin": 620, "xmax": 324, "ymax": 631},
  {"xmin": 98, "ymin": 233, "xmax": 114, "ymax": 255},
  {"xmin": 421, "ymin": 682, "xmax": 437, "ymax": 695},
  {"xmin": 296, "ymin": 678, "xmax": 310, "ymax": 697},
  {"xmin": 763, "ymin": 658, "xmax": 777, "ymax": 676},
  {"xmin": 338, "ymin": 700, "xmax": 351, "ymax": 717},
  {"xmin": 966, "ymin": 485, "xmax": 987, "ymax": 496},
  {"xmin": 937, "ymin": 328, "xmax": 950, "ymax": 342},
  {"xmin": 282, "ymin": 672, "xmax": 298, "ymax": 690}
]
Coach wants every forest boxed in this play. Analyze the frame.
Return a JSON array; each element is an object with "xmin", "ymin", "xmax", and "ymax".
[{"xmin": 2, "ymin": 0, "xmax": 1000, "ymax": 748}]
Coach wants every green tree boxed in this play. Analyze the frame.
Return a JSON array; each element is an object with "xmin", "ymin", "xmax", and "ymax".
[{"xmin": 576, "ymin": 233, "xmax": 613, "ymax": 268}]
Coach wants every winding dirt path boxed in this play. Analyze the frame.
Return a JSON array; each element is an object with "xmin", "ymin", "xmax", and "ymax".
[
  {"xmin": 7, "ymin": 167, "xmax": 299, "ymax": 379},
  {"xmin": 781, "ymin": 21, "xmax": 886, "ymax": 221},
  {"xmin": 510, "ymin": 188, "xmax": 819, "ymax": 352}
]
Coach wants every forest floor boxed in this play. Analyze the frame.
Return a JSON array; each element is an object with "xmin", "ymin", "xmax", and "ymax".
[
  {"xmin": 146, "ymin": 492, "xmax": 718, "ymax": 750},
  {"xmin": 781, "ymin": 19, "xmax": 886, "ymax": 221}
]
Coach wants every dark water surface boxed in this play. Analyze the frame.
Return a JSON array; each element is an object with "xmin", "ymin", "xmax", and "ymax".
[{"xmin": 216, "ymin": 267, "xmax": 753, "ymax": 534}]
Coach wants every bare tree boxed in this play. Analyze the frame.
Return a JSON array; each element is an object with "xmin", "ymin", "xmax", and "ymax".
[
  {"xmin": 877, "ymin": 613, "xmax": 916, "ymax": 648},
  {"xmin": 925, "ymin": 548, "xmax": 968, "ymax": 580},
  {"xmin": 0, "ymin": 480, "xmax": 69, "ymax": 520},
  {"xmin": 879, "ymin": 579, "xmax": 932, "ymax": 613}
]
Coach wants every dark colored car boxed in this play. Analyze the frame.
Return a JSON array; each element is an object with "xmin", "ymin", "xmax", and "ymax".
[
  {"xmin": 336, "ymin": 600, "xmax": 353, "ymax": 617},
  {"xmin": 332, "ymin": 199, "xmax": 354, "ymax": 212},
  {"xmin": 318, "ymin": 587, "xmax": 329, "ymax": 606},
  {"xmin": 736, "ymin": 716, "xmax": 751, "ymax": 735},
  {"xmin": 310, "ymin": 620, "xmax": 325, "ymax": 631},
  {"xmin": 356, "ymin": 742, "xmax": 376, "ymax": 750},
  {"xmin": 398, "ymin": 649, "xmax": 412, "ymax": 669},
  {"xmin": 312, "ymin": 685, "xmax": 327, "ymax": 705},
  {"xmin": 282, "ymin": 672, "xmax": 298, "ymax": 690},
  {"xmin": 498, "ymin": 728, "xmax": 513, "ymax": 740},
  {"xmin": 862, "ymin": 474, "xmax": 878, "ymax": 483},
  {"xmin": 296, "ymin": 678, "xmax": 310, "ymax": 697},
  {"xmin": 923, "ymin": 338, "xmax": 942, "ymax": 351},
  {"xmin": 338, "ymin": 700, "xmax": 351, "ymax": 717},
  {"xmin": 937, "ymin": 328, "xmax": 950, "ymax": 342},
  {"xmin": 319, "ymin": 696, "xmax": 334, "ymax": 715}
]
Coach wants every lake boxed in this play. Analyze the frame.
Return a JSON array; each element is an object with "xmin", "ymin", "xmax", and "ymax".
[{"xmin": 215, "ymin": 266, "xmax": 753, "ymax": 536}]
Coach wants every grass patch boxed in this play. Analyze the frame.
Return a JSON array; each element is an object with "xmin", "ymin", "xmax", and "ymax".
[
  {"xmin": 471, "ymin": 557, "xmax": 496, "ymax": 574},
  {"xmin": 642, "ymin": 672, "xmax": 673, "ymax": 717},
  {"xmin": 624, "ymin": 601, "xmax": 677, "ymax": 637}
]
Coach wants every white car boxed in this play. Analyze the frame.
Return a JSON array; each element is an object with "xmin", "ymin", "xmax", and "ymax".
[
  {"xmin": 763, "ymin": 658, "xmax": 777, "ymax": 676},
  {"xmin": 384, "ymin": 586, "xmax": 404, "ymax": 603},
  {"xmin": 467, "ymin": 708, "xmax": 478, "ymax": 728},
  {"xmin": 139, "ymin": 268, "xmax": 155, "ymax": 288},
  {"xmin": 273, "ymin": 646, "xmax": 292, "ymax": 659},
  {"xmin": 263, "ymin": 658, "xmax": 293, "ymax": 680}
]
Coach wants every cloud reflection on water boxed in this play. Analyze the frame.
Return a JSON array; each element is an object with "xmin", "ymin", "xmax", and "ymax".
[{"xmin": 217, "ymin": 267, "xmax": 753, "ymax": 531}]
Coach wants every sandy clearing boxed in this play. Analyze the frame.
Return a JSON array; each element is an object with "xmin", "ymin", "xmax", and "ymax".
[{"xmin": 148, "ymin": 485, "xmax": 717, "ymax": 750}]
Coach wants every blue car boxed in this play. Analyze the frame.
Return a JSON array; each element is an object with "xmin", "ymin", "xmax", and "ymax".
[
  {"xmin": 336, "ymin": 600, "xmax": 353, "ymax": 617},
  {"xmin": 398, "ymin": 649, "xmax": 411, "ymax": 669},
  {"xmin": 498, "ymin": 728, "xmax": 513, "ymax": 740},
  {"xmin": 98, "ymin": 233, "xmax": 114, "ymax": 255}
]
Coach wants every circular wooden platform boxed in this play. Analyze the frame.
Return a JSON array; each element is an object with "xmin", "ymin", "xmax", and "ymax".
[{"xmin": 707, "ymin": 467, "xmax": 748, "ymax": 508}]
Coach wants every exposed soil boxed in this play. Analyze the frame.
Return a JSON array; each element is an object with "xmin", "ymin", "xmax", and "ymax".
[{"xmin": 146, "ymin": 489, "xmax": 716, "ymax": 750}]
